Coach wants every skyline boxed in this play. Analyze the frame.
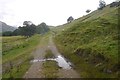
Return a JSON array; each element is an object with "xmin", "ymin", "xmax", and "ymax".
[{"xmin": 0, "ymin": 0, "xmax": 116, "ymax": 27}]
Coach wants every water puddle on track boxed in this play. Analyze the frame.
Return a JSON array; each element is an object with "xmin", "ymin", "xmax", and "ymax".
[{"xmin": 31, "ymin": 55, "xmax": 72, "ymax": 69}]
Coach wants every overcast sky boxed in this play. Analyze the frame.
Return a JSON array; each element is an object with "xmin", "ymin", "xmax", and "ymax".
[{"xmin": 0, "ymin": 0, "xmax": 115, "ymax": 27}]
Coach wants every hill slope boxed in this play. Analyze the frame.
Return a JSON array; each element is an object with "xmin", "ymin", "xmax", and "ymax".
[
  {"xmin": 54, "ymin": 4, "xmax": 119, "ymax": 78},
  {"xmin": 0, "ymin": 21, "xmax": 17, "ymax": 32}
]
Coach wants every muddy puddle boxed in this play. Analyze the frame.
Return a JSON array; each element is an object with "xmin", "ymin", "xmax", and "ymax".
[{"xmin": 31, "ymin": 55, "xmax": 72, "ymax": 69}]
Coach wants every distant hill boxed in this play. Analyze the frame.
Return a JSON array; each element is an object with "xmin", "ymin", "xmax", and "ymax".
[{"xmin": 0, "ymin": 21, "xmax": 17, "ymax": 32}]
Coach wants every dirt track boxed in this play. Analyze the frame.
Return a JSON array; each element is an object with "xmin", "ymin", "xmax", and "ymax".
[{"xmin": 23, "ymin": 34, "xmax": 80, "ymax": 78}]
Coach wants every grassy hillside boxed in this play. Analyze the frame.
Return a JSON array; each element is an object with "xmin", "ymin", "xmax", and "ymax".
[
  {"xmin": 2, "ymin": 34, "xmax": 42, "ymax": 78},
  {"xmin": 54, "ymin": 5, "xmax": 119, "ymax": 78}
]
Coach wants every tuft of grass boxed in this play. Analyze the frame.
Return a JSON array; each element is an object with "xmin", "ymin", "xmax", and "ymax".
[
  {"xmin": 42, "ymin": 61, "xmax": 59, "ymax": 78},
  {"xmin": 45, "ymin": 50, "xmax": 54, "ymax": 59}
]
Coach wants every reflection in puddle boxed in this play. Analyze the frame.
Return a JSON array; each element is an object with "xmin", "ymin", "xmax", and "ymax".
[
  {"xmin": 55, "ymin": 55, "xmax": 71, "ymax": 69},
  {"xmin": 31, "ymin": 55, "xmax": 71, "ymax": 69}
]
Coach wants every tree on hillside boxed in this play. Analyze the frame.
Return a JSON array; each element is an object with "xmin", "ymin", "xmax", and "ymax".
[
  {"xmin": 67, "ymin": 16, "xmax": 74, "ymax": 23},
  {"xmin": 23, "ymin": 21, "xmax": 33, "ymax": 26},
  {"xmin": 4, "ymin": 21, "xmax": 50, "ymax": 37},
  {"xmin": 98, "ymin": 0, "xmax": 106, "ymax": 10},
  {"xmin": 36, "ymin": 22, "xmax": 50, "ymax": 34},
  {"xmin": 12, "ymin": 28, "xmax": 21, "ymax": 36},
  {"xmin": 17, "ymin": 21, "xmax": 36, "ymax": 37},
  {"xmin": 86, "ymin": 9, "xmax": 91, "ymax": 13},
  {"xmin": 2, "ymin": 31, "xmax": 13, "ymax": 36}
]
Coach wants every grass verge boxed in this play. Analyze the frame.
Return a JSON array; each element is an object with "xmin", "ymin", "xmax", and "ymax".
[
  {"xmin": 45, "ymin": 50, "xmax": 54, "ymax": 59},
  {"xmin": 2, "ymin": 34, "xmax": 41, "ymax": 78},
  {"xmin": 42, "ymin": 61, "xmax": 59, "ymax": 78}
]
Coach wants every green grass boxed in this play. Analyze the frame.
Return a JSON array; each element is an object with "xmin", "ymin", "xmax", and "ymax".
[
  {"xmin": 2, "ymin": 34, "xmax": 41, "ymax": 78},
  {"xmin": 2, "ymin": 55, "xmax": 32, "ymax": 78},
  {"xmin": 2, "ymin": 35, "xmax": 41, "ymax": 63},
  {"xmin": 42, "ymin": 61, "xmax": 59, "ymax": 78},
  {"xmin": 2, "ymin": 36, "xmax": 26, "ymax": 53},
  {"xmin": 45, "ymin": 50, "xmax": 55, "ymax": 59},
  {"xmin": 42, "ymin": 49, "xmax": 59, "ymax": 78},
  {"xmin": 54, "ymin": 5, "xmax": 119, "ymax": 78}
]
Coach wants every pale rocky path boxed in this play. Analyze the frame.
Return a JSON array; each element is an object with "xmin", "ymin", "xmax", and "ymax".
[
  {"xmin": 48, "ymin": 35, "xmax": 80, "ymax": 78},
  {"xmin": 23, "ymin": 34, "xmax": 80, "ymax": 78},
  {"xmin": 23, "ymin": 36, "xmax": 48, "ymax": 78},
  {"xmin": 23, "ymin": 47, "xmax": 47, "ymax": 78}
]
